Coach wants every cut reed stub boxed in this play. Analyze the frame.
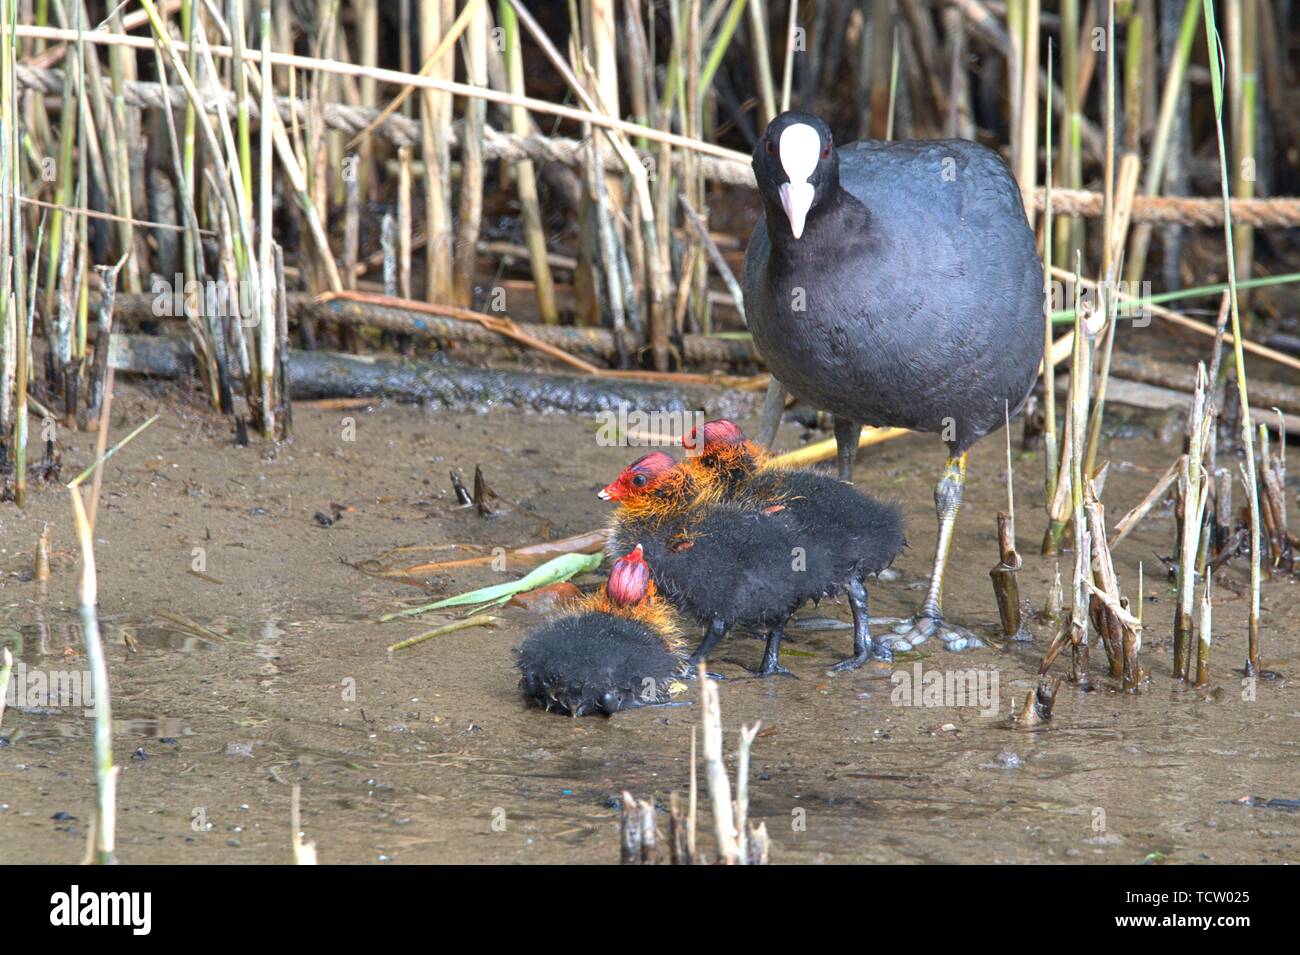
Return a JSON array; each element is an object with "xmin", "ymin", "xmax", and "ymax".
[
  {"xmin": 1039, "ymin": 561, "xmax": 1063, "ymax": 625},
  {"xmin": 1258, "ymin": 448, "xmax": 1293, "ymax": 573},
  {"xmin": 1194, "ymin": 583, "xmax": 1212, "ymax": 688},
  {"xmin": 668, "ymin": 791, "xmax": 691, "ymax": 866},
  {"xmin": 989, "ymin": 511, "xmax": 1029, "ymax": 641},
  {"xmin": 1012, "ymin": 677, "xmax": 1061, "ymax": 727},
  {"xmin": 619, "ymin": 791, "xmax": 643, "ymax": 865},
  {"xmin": 34, "ymin": 522, "xmax": 52, "ymax": 582},
  {"xmin": 1085, "ymin": 493, "xmax": 1124, "ymax": 679}
]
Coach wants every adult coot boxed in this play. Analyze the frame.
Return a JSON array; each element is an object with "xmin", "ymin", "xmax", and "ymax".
[{"xmin": 743, "ymin": 111, "xmax": 1043, "ymax": 651}]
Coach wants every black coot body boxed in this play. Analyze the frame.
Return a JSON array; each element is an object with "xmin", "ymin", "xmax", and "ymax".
[
  {"xmin": 516, "ymin": 612, "xmax": 683, "ymax": 716},
  {"xmin": 759, "ymin": 469, "xmax": 905, "ymax": 583},
  {"xmin": 609, "ymin": 507, "xmax": 816, "ymax": 633},
  {"xmin": 744, "ymin": 134, "xmax": 1042, "ymax": 453}
]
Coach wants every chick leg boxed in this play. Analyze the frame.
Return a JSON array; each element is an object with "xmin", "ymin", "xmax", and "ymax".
[
  {"xmin": 757, "ymin": 622, "xmax": 796, "ymax": 677},
  {"xmin": 833, "ymin": 416, "xmax": 863, "ymax": 482},
  {"xmin": 831, "ymin": 576, "xmax": 893, "ymax": 671},
  {"xmin": 683, "ymin": 617, "xmax": 730, "ymax": 678},
  {"xmin": 884, "ymin": 453, "xmax": 983, "ymax": 651}
]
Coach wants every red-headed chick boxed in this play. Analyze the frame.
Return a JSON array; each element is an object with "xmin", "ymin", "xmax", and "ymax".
[
  {"xmin": 515, "ymin": 545, "xmax": 686, "ymax": 716},
  {"xmin": 602, "ymin": 450, "xmax": 829, "ymax": 677},
  {"xmin": 681, "ymin": 419, "xmax": 907, "ymax": 667}
]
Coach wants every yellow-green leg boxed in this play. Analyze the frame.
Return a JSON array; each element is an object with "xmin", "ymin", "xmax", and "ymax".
[{"xmin": 884, "ymin": 453, "xmax": 983, "ymax": 652}]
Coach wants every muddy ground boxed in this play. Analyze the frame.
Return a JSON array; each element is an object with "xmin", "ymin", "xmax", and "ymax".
[{"xmin": 1, "ymin": 382, "xmax": 1297, "ymax": 864}]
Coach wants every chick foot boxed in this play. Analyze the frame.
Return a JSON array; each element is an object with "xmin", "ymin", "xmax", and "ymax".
[{"xmin": 755, "ymin": 626, "xmax": 798, "ymax": 678}]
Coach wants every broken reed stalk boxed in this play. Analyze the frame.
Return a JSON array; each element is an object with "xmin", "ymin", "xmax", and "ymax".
[
  {"xmin": 34, "ymin": 521, "xmax": 51, "ymax": 582},
  {"xmin": 1227, "ymin": 0, "xmax": 1257, "ymax": 301},
  {"xmin": 1125, "ymin": 560, "xmax": 1144, "ymax": 691},
  {"xmin": 1124, "ymin": 0, "xmax": 1200, "ymax": 284},
  {"xmin": 257, "ymin": 1, "xmax": 274, "ymax": 437},
  {"xmin": 699, "ymin": 664, "xmax": 739, "ymax": 864},
  {"xmin": 622, "ymin": 668, "xmax": 766, "ymax": 864},
  {"xmin": 1108, "ymin": 457, "xmax": 1179, "ymax": 550},
  {"xmin": 734, "ymin": 719, "xmax": 760, "ymax": 864},
  {"xmin": 499, "ymin": 0, "xmax": 557, "ymax": 324},
  {"xmin": 1040, "ymin": 254, "xmax": 1092, "ymax": 686},
  {"xmin": 420, "ymin": 0, "xmax": 452, "ymax": 304},
  {"xmin": 619, "ymin": 791, "xmax": 643, "ymax": 864},
  {"xmin": 68, "ymin": 484, "xmax": 116, "ymax": 864},
  {"xmin": 290, "ymin": 782, "xmax": 317, "ymax": 864},
  {"xmin": 86, "ymin": 255, "xmax": 127, "ymax": 531},
  {"xmin": 13, "ymin": 216, "xmax": 45, "ymax": 508},
  {"xmin": 1201, "ymin": 0, "xmax": 1262, "ymax": 676},
  {"xmin": 1013, "ymin": 675, "xmax": 1061, "ymax": 727},
  {"xmin": 1256, "ymin": 420, "xmax": 1291, "ymax": 571},
  {"xmin": 990, "ymin": 510, "xmax": 1024, "ymax": 639},
  {"xmin": 669, "ymin": 791, "xmax": 691, "ymax": 864},
  {"xmin": 1055, "ymin": 256, "xmax": 1096, "ymax": 683},
  {"xmin": 453, "ymin": 0, "xmax": 488, "ymax": 309},
  {"xmin": 1085, "ymin": 489, "xmax": 1124, "ymax": 678},
  {"xmin": 1041, "ymin": 41, "xmax": 1058, "ymax": 526},
  {"xmin": 1174, "ymin": 364, "xmax": 1211, "ymax": 680},
  {"xmin": 687, "ymin": 724, "xmax": 698, "ymax": 862},
  {"xmin": 1195, "ymin": 576, "xmax": 1212, "ymax": 687},
  {"xmin": 990, "ymin": 407, "xmax": 1025, "ymax": 639}
]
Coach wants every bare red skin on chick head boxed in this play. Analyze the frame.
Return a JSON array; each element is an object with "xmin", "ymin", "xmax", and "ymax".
[
  {"xmin": 607, "ymin": 545, "xmax": 650, "ymax": 607},
  {"xmin": 598, "ymin": 451, "xmax": 677, "ymax": 502}
]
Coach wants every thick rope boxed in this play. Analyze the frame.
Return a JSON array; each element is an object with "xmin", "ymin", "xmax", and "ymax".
[
  {"xmin": 1039, "ymin": 188, "xmax": 1300, "ymax": 228},
  {"xmin": 16, "ymin": 63, "xmax": 421, "ymax": 147},
  {"xmin": 18, "ymin": 64, "xmax": 1300, "ymax": 227}
]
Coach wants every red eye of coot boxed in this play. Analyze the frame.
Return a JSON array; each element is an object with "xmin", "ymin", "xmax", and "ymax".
[
  {"xmin": 821, "ymin": 143, "xmax": 832, "ymax": 160},
  {"xmin": 765, "ymin": 138, "xmax": 776, "ymax": 156}
]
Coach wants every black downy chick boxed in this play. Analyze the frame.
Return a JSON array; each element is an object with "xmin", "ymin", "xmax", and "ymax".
[
  {"xmin": 515, "ymin": 545, "xmax": 686, "ymax": 716},
  {"xmin": 686, "ymin": 419, "xmax": 906, "ymax": 666},
  {"xmin": 601, "ymin": 451, "xmax": 878, "ymax": 675}
]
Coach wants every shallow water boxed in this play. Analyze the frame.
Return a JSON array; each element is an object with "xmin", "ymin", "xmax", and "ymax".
[{"xmin": 1, "ymin": 389, "xmax": 1297, "ymax": 863}]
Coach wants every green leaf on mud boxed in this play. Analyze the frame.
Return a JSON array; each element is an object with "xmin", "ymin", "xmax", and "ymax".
[{"xmin": 379, "ymin": 552, "xmax": 606, "ymax": 622}]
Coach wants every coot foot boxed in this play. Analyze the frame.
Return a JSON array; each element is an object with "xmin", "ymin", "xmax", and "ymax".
[
  {"xmin": 875, "ymin": 452, "xmax": 984, "ymax": 652},
  {"xmin": 882, "ymin": 613, "xmax": 985, "ymax": 652},
  {"xmin": 829, "ymin": 650, "xmax": 877, "ymax": 672},
  {"xmin": 756, "ymin": 624, "xmax": 797, "ymax": 677},
  {"xmin": 833, "ymin": 577, "xmax": 893, "ymax": 671}
]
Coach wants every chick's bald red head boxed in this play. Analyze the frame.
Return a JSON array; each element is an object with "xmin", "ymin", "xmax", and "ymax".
[
  {"xmin": 607, "ymin": 545, "xmax": 650, "ymax": 607},
  {"xmin": 598, "ymin": 451, "xmax": 676, "ymax": 502},
  {"xmin": 681, "ymin": 418, "xmax": 746, "ymax": 455}
]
